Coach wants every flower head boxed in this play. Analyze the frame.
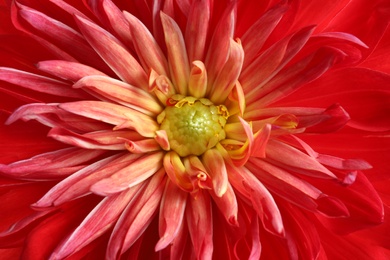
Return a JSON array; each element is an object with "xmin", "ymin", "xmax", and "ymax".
[{"xmin": 1, "ymin": 0, "xmax": 390, "ymax": 259}]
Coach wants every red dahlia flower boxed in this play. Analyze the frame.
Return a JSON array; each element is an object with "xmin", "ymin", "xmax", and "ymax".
[{"xmin": 1, "ymin": 0, "xmax": 390, "ymax": 259}]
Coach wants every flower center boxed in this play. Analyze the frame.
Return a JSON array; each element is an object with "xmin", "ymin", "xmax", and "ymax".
[{"xmin": 157, "ymin": 95, "xmax": 229, "ymax": 157}]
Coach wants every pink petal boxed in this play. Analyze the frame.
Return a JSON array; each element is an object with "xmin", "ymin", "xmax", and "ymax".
[
  {"xmin": 202, "ymin": 148, "xmax": 228, "ymax": 197},
  {"xmin": 280, "ymin": 68, "xmax": 390, "ymax": 132},
  {"xmin": 47, "ymin": 127, "xmax": 128, "ymax": 150},
  {"xmin": 227, "ymin": 164, "xmax": 285, "ymax": 237},
  {"xmin": 185, "ymin": 0, "xmax": 210, "ymax": 62},
  {"xmin": 251, "ymin": 124, "xmax": 271, "ymax": 158},
  {"xmin": 265, "ymin": 139, "xmax": 336, "ymax": 179},
  {"xmin": 0, "ymin": 148, "xmax": 105, "ymax": 180},
  {"xmin": 74, "ymin": 15, "xmax": 148, "ymax": 90},
  {"xmin": 33, "ymin": 153, "xmax": 139, "ymax": 207},
  {"xmin": 204, "ymin": 3, "xmax": 235, "ymax": 90},
  {"xmin": 6, "ymin": 103, "xmax": 109, "ymax": 133},
  {"xmin": 0, "ymin": 67, "xmax": 85, "ymax": 98},
  {"xmin": 249, "ymin": 46, "xmax": 346, "ymax": 107},
  {"xmin": 209, "ymin": 39, "xmax": 244, "ymax": 104},
  {"xmin": 59, "ymin": 101, "xmax": 159, "ymax": 137},
  {"xmin": 209, "ymin": 182, "xmax": 238, "ymax": 226},
  {"xmin": 186, "ymin": 191, "xmax": 213, "ymax": 259},
  {"xmin": 160, "ymin": 12, "xmax": 190, "ymax": 95},
  {"xmin": 163, "ymin": 151, "xmax": 193, "ymax": 192},
  {"xmin": 87, "ymin": 0, "xmax": 135, "ymax": 48},
  {"xmin": 125, "ymin": 139, "xmax": 162, "ymax": 154},
  {"xmin": 37, "ymin": 60, "xmax": 107, "ymax": 82},
  {"xmin": 247, "ymin": 158, "xmax": 349, "ymax": 217},
  {"xmin": 241, "ymin": 26, "xmax": 315, "ymax": 100},
  {"xmin": 74, "ymin": 75, "xmax": 163, "ymax": 116},
  {"xmin": 154, "ymin": 130, "xmax": 170, "ymax": 151},
  {"xmin": 11, "ymin": 2, "xmax": 77, "ymax": 62},
  {"xmin": 155, "ymin": 179, "xmax": 188, "ymax": 251},
  {"xmin": 17, "ymin": 4, "xmax": 105, "ymax": 69},
  {"xmin": 241, "ymin": 1, "xmax": 288, "ymax": 67},
  {"xmin": 50, "ymin": 187, "xmax": 142, "ymax": 259},
  {"xmin": 123, "ymin": 11, "xmax": 169, "ymax": 76},
  {"xmin": 188, "ymin": 61, "xmax": 207, "ymax": 98},
  {"xmin": 91, "ymin": 152, "xmax": 164, "ymax": 195},
  {"xmin": 107, "ymin": 169, "xmax": 166, "ymax": 258}
]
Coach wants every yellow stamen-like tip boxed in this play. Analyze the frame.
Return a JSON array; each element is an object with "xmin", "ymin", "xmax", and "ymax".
[{"xmin": 158, "ymin": 96, "xmax": 229, "ymax": 157}]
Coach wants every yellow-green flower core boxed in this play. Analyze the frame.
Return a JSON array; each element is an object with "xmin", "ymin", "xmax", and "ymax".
[{"xmin": 157, "ymin": 95, "xmax": 229, "ymax": 157}]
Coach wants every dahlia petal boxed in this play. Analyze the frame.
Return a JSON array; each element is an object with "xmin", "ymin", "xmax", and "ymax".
[
  {"xmin": 51, "ymin": 187, "xmax": 141, "ymax": 259},
  {"xmin": 91, "ymin": 152, "xmax": 164, "ymax": 196},
  {"xmin": 284, "ymin": 68, "xmax": 390, "ymax": 131},
  {"xmin": 47, "ymin": 127, "xmax": 126, "ymax": 150},
  {"xmin": 107, "ymin": 170, "xmax": 166, "ymax": 258},
  {"xmin": 249, "ymin": 158, "xmax": 349, "ymax": 217},
  {"xmin": 155, "ymin": 179, "xmax": 188, "ymax": 251},
  {"xmin": 84, "ymin": 129, "xmax": 143, "ymax": 145},
  {"xmin": 6, "ymin": 103, "xmax": 109, "ymax": 132},
  {"xmin": 251, "ymin": 47, "xmax": 346, "ymax": 107},
  {"xmin": 227, "ymin": 164, "xmax": 285, "ymax": 237},
  {"xmin": 5, "ymin": 103, "xmax": 60, "ymax": 126},
  {"xmin": 33, "ymin": 153, "xmax": 138, "ymax": 207},
  {"xmin": 185, "ymin": 0, "xmax": 210, "ymax": 62},
  {"xmin": 316, "ymin": 172, "xmax": 384, "ymax": 234},
  {"xmin": 325, "ymin": 0, "xmax": 390, "ymax": 60},
  {"xmin": 316, "ymin": 195, "xmax": 350, "ymax": 218},
  {"xmin": 265, "ymin": 139, "xmax": 336, "ymax": 179},
  {"xmin": 226, "ymin": 81, "xmax": 246, "ymax": 116},
  {"xmin": 0, "ymin": 68, "xmax": 85, "ymax": 98},
  {"xmin": 210, "ymin": 38, "xmax": 244, "ymax": 104},
  {"xmin": 241, "ymin": 1, "xmax": 288, "ymax": 67},
  {"xmin": 37, "ymin": 60, "xmax": 107, "ymax": 82},
  {"xmin": 223, "ymin": 117, "xmax": 254, "ymax": 167},
  {"xmin": 286, "ymin": 135, "xmax": 372, "ymax": 176},
  {"xmin": 251, "ymin": 124, "xmax": 271, "ymax": 158},
  {"xmin": 300, "ymin": 103, "xmax": 350, "ymax": 133},
  {"xmin": 163, "ymin": 151, "xmax": 193, "ymax": 192},
  {"xmin": 160, "ymin": 12, "xmax": 190, "ymax": 95},
  {"xmin": 10, "ymin": 3, "xmax": 78, "ymax": 62},
  {"xmin": 314, "ymin": 32, "xmax": 368, "ymax": 48},
  {"xmin": 186, "ymin": 190, "xmax": 213, "ymax": 259},
  {"xmin": 150, "ymin": 73, "xmax": 177, "ymax": 104},
  {"xmin": 0, "ymin": 147, "xmax": 104, "ymax": 179},
  {"xmin": 202, "ymin": 148, "xmax": 228, "ymax": 197},
  {"xmin": 74, "ymin": 15, "xmax": 148, "ymax": 90},
  {"xmin": 21, "ymin": 197, "xmax": 100, "ymax": 260},
  {"xmin": 205, "ymin": 3, "xmax": 235, "ymax": 90},
  {"xmin": 0, "ymin": 182, "xmax": 56, "ymax": 246},
  {"xmin": 183, "ymin": 156, "xmax": 213, "ymax": 192},
  {"xmin": 59, "ymin": 101, "xmax": 159, "ymax": 137},
  {"xmin": 210, "ymin": 182, "xmax": 238, "ymax": 226},
  {"xmin": 48, "ymin": 0, "xmax": 91, "ymax": 21},
  {"xmin": 316, "ymin": 215, "xmax": 389, "ymax": 260},
  {"xmin": 281, "ymin": 203, "xmax": 321, "ymax": 260},
  {"xmin": 247, "ymin": 159, "xmax": 320, "ymax": 204},
  {"xmin": 73, "ymin": 75, "xmax": 163, "ymax": 116},
  {"xmin": 17, "ymin": 4, "xmax": 105, "ymax": 68},
  {"xmin": 169, "ymin": 217, "xmax": 190, "ymax": 259},
  {"xmin": 89, "ymin": 0, "xmax": 135, "ymax": 47},
  {"xmin": 188, "ymin": 61, "xmax": 207, "ymax": 98},
  {"xmin": 242, "ymin": 25, "xmax": 315, "ymax": 98},
  {"xmin": 125, "ymin": 139, "xmax": 161, "ymax": 153},
  {"xmin": 123, "ymin": 11, "xmax": 169, "ymax": 76},
  {"xmin": 316, "ymin": 154, "xmax": 372, "ymax": 170},
  {"xmin": 176, "ymin": 0, "xmax": 191, "ymax": 16},
  {"xmin": 154, "ymin": 130, "xmax": 170, "ymax": 151}
]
